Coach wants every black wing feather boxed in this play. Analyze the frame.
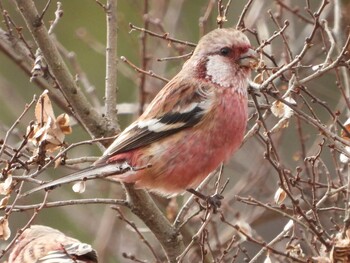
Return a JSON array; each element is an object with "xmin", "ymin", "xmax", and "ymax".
[
  {"xmin": 158, "ymin": 106, "xmax": 203, "ymax": 125},
  {"xmin": 116, "ymin": 105, "xmax": 204, "ymax": 153}
]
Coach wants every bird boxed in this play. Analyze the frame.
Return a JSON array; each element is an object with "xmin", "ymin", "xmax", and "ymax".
[
  {"xmin": 7, "ymin": 225, "xmax": 98, "ymax": 263},
  {"xmin": 24, "ymin": 27, "xmax": 258, "ymax": 200}
]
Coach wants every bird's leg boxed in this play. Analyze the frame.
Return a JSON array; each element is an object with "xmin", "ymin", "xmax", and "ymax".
[{"xmin": 186, "ymin": 188, "xmax": 223, "ymax": 213}]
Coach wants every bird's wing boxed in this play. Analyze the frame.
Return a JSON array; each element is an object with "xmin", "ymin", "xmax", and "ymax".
[{"xmin": 97, "ymin": 77, "xmax": 214, "ymax": 163}]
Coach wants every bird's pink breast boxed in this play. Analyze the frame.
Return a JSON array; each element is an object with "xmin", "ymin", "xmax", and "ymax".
[{"xmin": 114, "ymin": 89, "xmax": 248, "ymax": 196}]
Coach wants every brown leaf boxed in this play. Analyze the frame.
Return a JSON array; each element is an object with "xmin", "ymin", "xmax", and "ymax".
[
  {"xmin": 253, "ymin": 73, "xmax": 264, "ymax": 84},
  {"xmin": 274, "ymin": 187, "xmax": 287, "ymax": 205},
  {"xmin": 54, "ymin": 156, "xmax": 63, "ymax": 168},
  {"xmin": 35, "ymin": 90, "xmax": 55, "ymax": 125},
  {"xmin": 341, "ymin": 118, "xmax": 350, "ymax": 141},
  {"xmin": 0, "ymin": 195, "xmax": 10, "ymax": 209},
  {"xmin": 166, "ymin": 198, "xmax": 178, "ymax": 221},
  {"xmin": 28, "ymin": 91, "xmax": 72, "ymax": 153},
  {"xmin": 271, "ymin": 101, "xmax": 285, "ymax": 118},
  {"xmin": 56, "ymin": 113, "xmax": 72, "ymax": 134},
  {"xmin": 286, "ymin": 243, "xmax": 305, "ymax": 258},
  {"xmin": 0, "ymin": 175, "xmax": 12, "ymax": 195},
  {"xmin": 0, "ymin": 217, "xmax": 10, "ymax": 240}
]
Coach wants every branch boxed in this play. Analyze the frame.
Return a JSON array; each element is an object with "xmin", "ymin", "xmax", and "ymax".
[
  {"xmin": 236, "ymin": 0, "xmax": 255, "ymax": 29},
  {"xmin": 121, "ymin": 56, "xmax": 169, "ymax": 83},
  {"xmin": 129, "ymin": 23, "xmax": 196, "ymax": 47},
  {"xmin": 7, "ymin": 198, "xmax": 128, "ymax": 211},
  {"xmin": 13, "ymin": 0, "xmax": 119, "ymax": 142},
  {"xmin": 105, "ymin": 0, "xmax": 119, "ymax": 127}
]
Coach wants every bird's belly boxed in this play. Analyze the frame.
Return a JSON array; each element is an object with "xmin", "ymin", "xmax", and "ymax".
[{"xmin": 131, "ymin": 93, "xmax": 248, "ymax": 196}]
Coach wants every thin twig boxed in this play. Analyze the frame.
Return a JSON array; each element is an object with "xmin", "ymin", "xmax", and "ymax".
[
  {"xmin": 129, "ymin": 23, "xmax": 196, "ymax": 47},
  {"xmin": 0, "ymin": 96, "xmax": 36, "ymax": 160},
  {"xmin": 8, "ymin": 198, "xmax": 128, "ymax": 212},
  {"xmin": 138, "ymin": 0, "xmax": 149, "ymax": 115},
  {"xmin": 105, "ymin": 0, "xmax": 119, "ymax": 127},
  {"xmin": 236, "ymin": 0, "xmax": 255, "ymax": 29},
  {"xmin": 121, "ymin": 56, "xmax": 169, "ymax": 83},
  {"xmin": 47, "ymin": 1, "xmax": 63, "ymax": 35},
  {"xmin": 113, "ymin": 206, "xmax": 162, "ymax": 262}
]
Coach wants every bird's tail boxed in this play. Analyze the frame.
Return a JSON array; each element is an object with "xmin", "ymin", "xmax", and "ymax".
[{"xmin": 21, "ymin": 162, "xmax": 132, "ymax": 197}]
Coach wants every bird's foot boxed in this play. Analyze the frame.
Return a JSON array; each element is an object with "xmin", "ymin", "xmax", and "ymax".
[
  {"xmin": 187, "ymin": 188, "xmax": 224, "ymax": 213},
  {"xmin": 206, "ymin": 193, "xmax": 223, "ymax": 213}
]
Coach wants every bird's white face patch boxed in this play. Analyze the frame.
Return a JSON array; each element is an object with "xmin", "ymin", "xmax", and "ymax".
[
  {"xmin": 205, "ymin": 55, "xmax": 234, "ymax": 88},
  {"xmin": 205, "ymin": 55, "xmax": 249, "ymax": 97}
]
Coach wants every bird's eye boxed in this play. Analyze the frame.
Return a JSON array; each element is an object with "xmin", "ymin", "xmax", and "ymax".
[{"xmin": 219, "ymin": 47, "xmax": 231, "ymax": 56}]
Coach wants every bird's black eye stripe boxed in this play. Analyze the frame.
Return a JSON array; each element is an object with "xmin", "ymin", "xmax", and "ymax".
[{"xmin": 219, "ymin": 47, "xmax": 231, "ymax": 56}]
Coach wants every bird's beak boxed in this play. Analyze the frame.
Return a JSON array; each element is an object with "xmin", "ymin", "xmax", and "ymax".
[{"xmin": 237, "ymin": 48, "xmax": 259, "ymax": 68}]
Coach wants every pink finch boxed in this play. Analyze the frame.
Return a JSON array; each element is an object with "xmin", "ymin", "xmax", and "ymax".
[
  {"xmin": 8, "ymin": 225, "xmax": 98, "ymax": 263},
  {"xmin": 25, "ymin": 28, "xmax": 257, "ymax": 198}
]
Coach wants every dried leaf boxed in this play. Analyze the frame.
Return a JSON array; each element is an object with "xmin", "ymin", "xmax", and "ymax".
[
  {"xmin": 0, "ymin": 217, "xmax": 10, "ymax": 240},
  {"xmin": 253, "ymin": 73, "xmax": 264, "ymax": 84},
  {"xmin": 56, "ymin": 113, "xmax": 72, "ymax": 134},
  {"xmin": 28, "ymin": 123, "xmax": 48, "ymax": 146},
  {"xmin": 271, "ymin": 101, "xmax": 285, "ymax": 118},
  {"xmin": 255, "ymin": 59, "xmax": 265, "ymax": 71},
  {"xmin": 270, "ymin": 97, "xmax": 296, "ymax": 134},
  {"xmin": 35, "ymin": 90, "xmax": 55, "ymax": 125},
  {"xmin": 166, "ymin": 198, "xmax": 178, "ymax": 221},
  {"xmin": 0, "ymin": 195, "xmax": 10, "ymax": 209},
  {"xmin": 331, "ymin": 232, "xmax": 350, "ymax": 262},
  {"xmin": 72, "ymin": 182, "xmax": 86, "ymax": 193},
  {"xmin": 341, "ymin": 118, "xmax": 350, "ymax": 141},
  {"xmin": 43, "ymin": 121, "xmax": 65, "ymax": 145},
  {"xmin": 340, "ymin": 146, "xmax": 350, "ymax": 164},
  {"xmin": 28, "ymin": 90, "xmax": 72, "ymax": 154},
  {"xmin": 54, "ymin": 156, "xmax": 63, "ymax": 169},
  {"xmin": 271, "ymin": 97, "xmax": 296, "ymax": 118},
  {"xmin": 286, "ymin": 243, "xmax": 305, "ymax": 258},
  {"xmin": 0, "ymin": 175, "xmax": 12, "ymax": 195},
  {"xmin": 283, "ymin": 97, "xmax": 296, "ymax": 118},
  {"xmin": 274, "ymin": 187, "xmax": 287, "ymax": 205},
  {"xmin": 263, "ymin": 252, "xmax": 272, "ymax": 263},
  {"xmin": 3, "ymin": 175, "xmax": 12, "ymax": 190}
]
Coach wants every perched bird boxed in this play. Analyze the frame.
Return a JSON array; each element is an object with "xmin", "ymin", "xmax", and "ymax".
[
  {"xmin": 8, "ymin": 225, "xmax": 98, "ymax": 263},
  {"xmin": 25, "ymin": 28, "xmax": 258, "ymax": 198}
]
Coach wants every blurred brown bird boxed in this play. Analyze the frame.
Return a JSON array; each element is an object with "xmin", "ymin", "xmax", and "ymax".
[{"xmin": 8, "ymin": 225, "xmax": 98, "ymax": 263}]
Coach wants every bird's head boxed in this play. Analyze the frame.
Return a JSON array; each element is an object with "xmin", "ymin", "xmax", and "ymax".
[{"xmin": 184, "ymin": 28, "xmax": 258, "ymax": 91}]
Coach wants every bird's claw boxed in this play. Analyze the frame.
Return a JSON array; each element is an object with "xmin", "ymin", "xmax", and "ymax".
[
  {"xmin": 186, "ymin": 188, "xmax": 224, "ymax": 213},
  {"xmin": 206, "ymin": 193, "xmax": 224, "ymax": 213}
]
